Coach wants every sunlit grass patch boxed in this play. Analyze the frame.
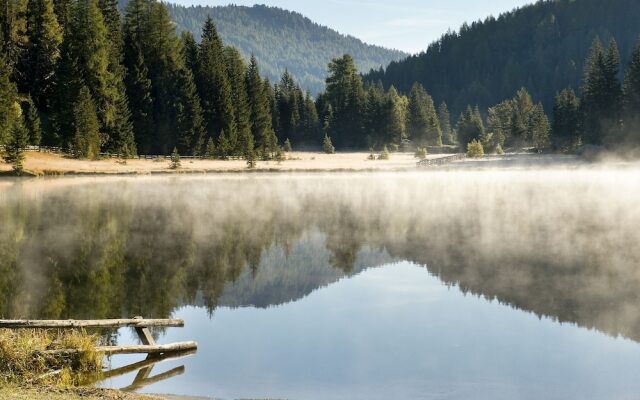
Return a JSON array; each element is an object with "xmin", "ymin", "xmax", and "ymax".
[{"xmin": 0, "ymin": 329, "xmax": 102, "ymax": 386}]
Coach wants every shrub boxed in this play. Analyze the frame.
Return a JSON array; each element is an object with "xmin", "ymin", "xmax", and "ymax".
[
  {"xmin": 467, "ymin": 139, "xmax": 484, "ymax": 158},
  {"xmin": 414, "ymin": 147, "xmax": 428, "ymax": 160},
  {"xmin": 170, "ymin": 147, "xmax": 181, "ymax": 169},
  {"xmin": 283, "ymin": 138, "xmax": 292, "ymax": 153}
]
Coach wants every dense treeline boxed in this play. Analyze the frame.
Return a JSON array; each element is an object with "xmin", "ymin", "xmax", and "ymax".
[
  {"xmin": 0, "ymin": 0, "xmax": 325, "ymax": 162},
  {"xmin": 0, "ymin": 0, "xmax": 456, "ymax": 164},
  {"xmin": 364, "ymin": 0, "xmax": 640, "ymax": 120},
  {"xmin": 159, "ymin": 3, "xmax": 406, "ymax": 96}
]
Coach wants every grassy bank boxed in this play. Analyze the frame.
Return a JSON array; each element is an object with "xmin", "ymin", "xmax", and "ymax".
[
  {"xmin": 0, "ymin": 151, "xmax": 444, "ymax": 176},
  {"xmin": 0, "ymin": 329, "xmax": 161, "ymax": 399}
]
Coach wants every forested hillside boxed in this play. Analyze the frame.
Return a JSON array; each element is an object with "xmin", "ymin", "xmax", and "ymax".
[
  {"xmin": 365, "ymin": 0, "xmax": 640, "ymax": 118},
  {"xmin": 118, "ymin": 1, "xmax": 407, "ymax": 95}
]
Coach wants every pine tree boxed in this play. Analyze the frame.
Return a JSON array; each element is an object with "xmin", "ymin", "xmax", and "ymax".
[
  {"xmin": 407, "ymin": 83, "xmax": 440, "ymax": 146},
  {"xmin": 457, "ymin": 105, "xmax": 485, "ymax": 151},
  {"xmin": 170, "ymin": 146, "xmax": 181, "ymax": 169},
  {"xmin": 438, "ymin": 102, "xmax": 454, "ymax": 145},
  {"xmin": 0, "ymin": 0, "xmax": 27, "ymax": 74},
  {"xmin": 204, "ymin": 136, "xmax": 215, "ymax": 159},
  {"xmin": 386, "ymin": 86, "xmax": 407, "ymax": 146},
  {"xmin": 246, "ymin": 56, "xmax": 278, "ymax": 159},
  {"xmin": 196, "ymin": 16, "xmax": 234, "ymax": 147},
  {"xmin": 581, "ymin": 38, "xmax": 622, "ymax": 146},
  {"xmin": 22, "ymin": 0, "xmax": 62, "ymax": 110},
  {"xmin": 3, "ymin": 112, "xmax": 29, "ymax": 174},
  {"xmin": 528, "ymin": 103, "xmax": 550, "ymax": 151},
  {"xmin": 623, "ymin": 39, "xmax": 640, "ymax": 147},
  {"xmin": 324, "ymin": 55, "xmax": 366, "ymax": 147},
  {"xmin": 0, "ymin": 55, "xmax": 18, "ymax": 145},
  {"xmin": 217, "ymin": 129, "xmax": 230, "ymax": 159},
  {"xmin": 225, "ymin": 46, "xmax": 251, "ymax": 156},
  {"xmin": 181, "ymin": 31, "xmax": 198, "ymax": 75},
  {"xmin": 72, "ymin": 86, "xmax": 101, "ymax": 160},
  {"xmin": 22, "ymin": 98, "xmax": 41, "ymax": 146},
  {"xmin": 552, "ymin": 88, "xmax": 581, "ymax": 150}
]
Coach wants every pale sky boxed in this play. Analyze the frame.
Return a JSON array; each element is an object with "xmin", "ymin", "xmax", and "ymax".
[{"xmin": 167, "ymin": 0, "xmax": 535, "ymax": 54}]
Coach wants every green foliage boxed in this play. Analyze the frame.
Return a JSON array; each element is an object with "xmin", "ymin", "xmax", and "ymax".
[
  {"xmin": 365, "ymin": 0, "xmax": 640, "ymax": 120},
  {"xmin": 581, "ymin": 38, "xmax": 622, "ymax": 146},
  {"xmin": 528, "ymin": 103, "xmax": 551, "ymax": 151},
  {"xmin": 324, "ymin": 55, "xmax": 366, "ymax": 148},
  {"xmin": 3, "ymin": 108, "xmax": 29, "ymax": 174},
  {"xmin": 323, "ymin": 134, "xmax": 335, "ymax": 154},
  {"xmin": 622, "ymin": 39, "xmax": 640, "ymax": 147},
  {"xmin": 552, "ymin": 88, "xmax": 581, "ymax": 150},
  {"xmin": 22, "ymin": 98, "xmax": 41, "ymax": 146},
  {"xmin": 246, "ymin": 55, "xmax": 278, "ymax": 158},
  {"xmin": 0, "ymin": 55, "xmax": 18, "ymax": 145},
  {"xmin": 204, "ymin": 137, "xmax": 216, "ymax": 159},
  {"xmin": 170, "ymin": 147, "xmax": 181, "ymax": 169},
  {"xmin": 457, "ymin": 105, "xmax": 485, "ymax": 151},
  {"xmin": 164, "ymin": 3, "xmax": 406, "ymax": 95},
  {"xmin": 467, "ymin": 139, "xmax": 484, "ymax": 158},
  {"xmin": 415, "ymin": 147, "xmax": 428, "ymax": 160},
  {"xmin": 407, "ymin": 83, "xmax": 441, "ymax": 146},
  {"xmin": 438, "ymin": 102, "xmax": 454, "ymax": 145},
  {"xmin": 283, "ymin": 138, "xmax": 292, "ymax": 152},
  {"xmin": 21, "ymin": 0, "xmax": 63, "ymax": 110},
  {"xmin": 72, "ymin": 86, "xmax": 101, "ymax": 160}
]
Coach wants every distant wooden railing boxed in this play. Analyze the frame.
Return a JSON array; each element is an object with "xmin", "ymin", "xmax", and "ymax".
[
  {"xmin": 417, "ymin": 153, "xmax": 466, "ymax": 167},
  {"xmin": 20, "ymin": 145, "xmax": 243, "ymax": 160}
]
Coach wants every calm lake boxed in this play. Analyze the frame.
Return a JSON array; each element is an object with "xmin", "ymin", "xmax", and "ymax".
[{"xmin": 2, "ymin": 170, "xmax": 640, "ymax": 399}]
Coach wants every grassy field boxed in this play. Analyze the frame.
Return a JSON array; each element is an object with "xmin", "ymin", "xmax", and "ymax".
[
  {"xmin": 0, "ymin": 151, "xmax": 448, "ymax": 175},
  {"xmin": 0, "ymin": 386, "xmax": 160, "ymax": 399}
]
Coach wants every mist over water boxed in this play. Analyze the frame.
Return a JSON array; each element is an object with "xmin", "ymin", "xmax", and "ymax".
[{"xmin": 1, "ymin": 167, "xmax": 640, "ymax": 398}]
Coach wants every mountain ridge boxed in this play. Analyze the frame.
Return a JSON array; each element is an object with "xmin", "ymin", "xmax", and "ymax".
[{"xmin": 118, "ymin": 1, "xmax": 407, "ymax": 94}]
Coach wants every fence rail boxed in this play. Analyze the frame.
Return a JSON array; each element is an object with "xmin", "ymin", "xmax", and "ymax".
[{"xmin": 417, "ymin": 153, "xmax": 466, "ymax": 167}]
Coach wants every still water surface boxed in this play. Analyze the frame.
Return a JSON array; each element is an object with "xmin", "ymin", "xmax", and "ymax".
[{"xmin": 1, "ymin": 171, "xmax": 640, "ymax": 399}]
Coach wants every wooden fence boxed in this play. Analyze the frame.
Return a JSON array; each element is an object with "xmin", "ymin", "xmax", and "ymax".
[{"xmin": 417, "ymin": 153, "xmax": 466, "ymax": 167}]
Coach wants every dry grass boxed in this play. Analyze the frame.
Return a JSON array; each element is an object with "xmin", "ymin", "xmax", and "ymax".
[
  {"xmin": 0, "ymin": 151, "xmax": 452, "ymax": 175},
  {"xmin": 0, "ymin": 386, "xmax": 162, "ymax": 399},
  {"xmin": 0, "ymin": 329, "xmax": 102, "ymax": 387}
]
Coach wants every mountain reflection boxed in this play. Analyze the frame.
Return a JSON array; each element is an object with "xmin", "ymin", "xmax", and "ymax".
[{"xmin": 1, "ymin": 172, "xmax": 639, "ymax": 342}]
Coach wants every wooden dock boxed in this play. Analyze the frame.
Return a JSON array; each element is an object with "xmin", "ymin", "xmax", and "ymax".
[{"xmin": 0, "ymin": 317, "xmax": 197, "ymax": 356}]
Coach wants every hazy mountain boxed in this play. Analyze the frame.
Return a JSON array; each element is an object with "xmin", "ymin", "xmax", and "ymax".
[
  {"xmin": 118, "ymin": 1, "xmax": 407, "ymax": 95},
  {"xmin": 365, "ymin": 0, "xmax": 640, "ymax": 117}
]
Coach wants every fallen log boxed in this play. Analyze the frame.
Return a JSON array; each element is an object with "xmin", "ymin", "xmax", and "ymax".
[
  {"xmin": 40, "ymin": 341, "xmax": 198, "ymax": 356},
  {"xmin": 0, "ymin": 318, "xmax": 184, "ymax": 329}
]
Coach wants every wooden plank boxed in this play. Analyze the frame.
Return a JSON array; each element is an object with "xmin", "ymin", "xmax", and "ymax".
[
  {"xmin": 120, "ymin": 366, "xmax": 185, "ymax": 392},
  {"xmin": 40, "ymin": 341, "xmax": 198, "ymax": 356},
  {"xmin": 100, "ymin": 350, "xmax": 196, "ymax": 380},
  {"xmin": 135, "ymin": 327, "xmax": 156, "ymax": 346},
  {"xmin": 0, "ymin": 318, "xmax": 184, "ymax": 329}
]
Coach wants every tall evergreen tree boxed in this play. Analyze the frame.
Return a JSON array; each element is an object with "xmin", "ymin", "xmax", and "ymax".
[
  {"xmin": 438, "ymin": 102, "xmax": 454, "ymax": 145},
  {"xmin": 552, "ymin": 88, "xmax": 581, "ymax": 150},
  {"xmin": 0, "ymin": 0, "xmax": 27, "ymax": 74},
  {"xmin": 581, "ymin": 38, "xmax": 622, "ymax": 146},
  {"xmin": 3, "ymin": 110, "xmax": 28, "ymax": 173},
  {"xmin": 0, "ymin": 55, "xmax": 18, "ymax": 144},
  {"xmin": 246, "ymin": 55, "xmax": 277, "ymax": 158},
  {"xmin": 324, "ymin": 54, "xmax": 365, "ymax": 148},
  {"xmin": 224, "ymin": 46, "xmax": 251, "ymax": 156},
  {"xmin": 528, "ymin": 103, "xmax": 550, "ymax": 151},
  {"xmin": 21, "ymin": 0, "xmax": 62, "ymax": 110},
  {"xmin": 196, "ymin": 16, "xmax": 234, "ymax": 147},
  {"xmin": 457, "ymin": 105, "xmax": 485, "ymax": 150},
  {"xmin": 72, "ymin": 86, "xmax": 101, "ymax": 159},
  {"xmin": 622, "ymin": 39, "xmax": 640, "ymax": 147},
  {"xmin": 407, "ymin": 83, "xmax": 440, "ymax": 146}
]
